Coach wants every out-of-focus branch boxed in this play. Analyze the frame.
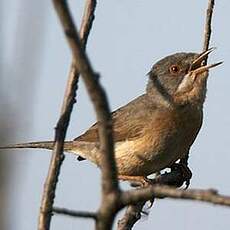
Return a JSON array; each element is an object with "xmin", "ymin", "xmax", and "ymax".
[
  {"xmin": 38, "ymin": 1, "xmax": 97, "ymax": 230},
  {"xmin": 203, "ymin": 0, "xmax": 215, "ymax": 53},
  {"xmin": 52, "ymin": 1, "xmax": 120, "ymax": 229},
  {"xmin": 53, "ymin": 207, "xmax": 97, "ymax": 220},
  {"xmin": 52, "ymin": 0, "xmax": 118, "ymax": 197}
]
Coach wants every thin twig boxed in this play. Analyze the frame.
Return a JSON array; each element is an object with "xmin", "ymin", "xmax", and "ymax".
[
  {"xmin": 203, "ymin": 0, "xmax": 215, "ymax": 54},
  {"xmin": 38, "ymin": 1, "xmax": 97, "ymax": 230},
  {"xmin": 62, "ymin": 0, "xmax": 97, "ymax": 106},
  {"xmin": 79, "ymin": 0, "xmax": 97, "ymax": 49},
  {"xmin": 53, "ymin": 207, "xmax": 97, "ymax": 220}
]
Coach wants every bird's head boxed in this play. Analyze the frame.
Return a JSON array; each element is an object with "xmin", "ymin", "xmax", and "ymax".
[{"xmin": 147, "ymin": 48, "xmax": 222, "ymax": 106}]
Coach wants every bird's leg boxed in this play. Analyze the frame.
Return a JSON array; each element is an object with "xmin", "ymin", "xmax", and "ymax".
[
  {"xmin": 180, "ymin": 152, "xmax": 192, "ymax": 188},
  {"xmin": 118, "ymin": 175, "xmax": 156, "ymax": 208},
  {"xmin": 171, "ymin": 154, "xmax": 192, "ymax": 188},
  {"xmin": 118, "ymin": 175, "xmax": 152, "ymax": 187}
]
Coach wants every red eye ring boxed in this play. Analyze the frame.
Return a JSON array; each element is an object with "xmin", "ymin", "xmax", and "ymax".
[{"xmin": 170, "ymin": 65, "xmax": 180, "ymax": 74}]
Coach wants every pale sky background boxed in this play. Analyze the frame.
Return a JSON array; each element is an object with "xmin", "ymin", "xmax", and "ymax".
[{"xmin": 1, "ymin": 1, "xmax": 230, "ymax": 230}]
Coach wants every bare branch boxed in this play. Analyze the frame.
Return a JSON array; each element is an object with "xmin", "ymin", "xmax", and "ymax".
[
  {"xmin": 62, "ymin": 0, "xmax": 97, "ymax": 108},
  {"xmin": 203, "ymin": 0, "xmax": 215, "ymax": 52},
  {"xmin": 117, "ymin": 203, "xmax": 145, "ymax": 230},
  {"xmin": 38, "ymin": 1, "xmax": 97, "ymax": 229},
  {"xmin": 52, "ymin": 0, "xmax": 118, "ymax": 197},
  {"xmin": 121, "ymin": 186, "xmax": 230, "ymax": 207},
  {"xmin": 79, "ymin": 0, "xmax": 97, "ymax": 49},
  {"xmin": 53, "ymin": 207, "xmax": 97, "ymax": 220}
]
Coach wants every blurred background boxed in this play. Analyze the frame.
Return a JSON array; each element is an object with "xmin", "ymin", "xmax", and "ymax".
[{"xmin": 0, "ymin": 1, "xmax": 229, "ymax": 229}]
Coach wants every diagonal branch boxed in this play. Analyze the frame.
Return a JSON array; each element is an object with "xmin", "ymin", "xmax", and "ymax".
[
  {"xmin": 38, "ymin": 1, "xmax": 97, "ymax": 230},
  {"xmin": 52, "ymin": 0, "xmax": 118, "ymax": 197},
  {"xmin": 79, "ymin": 0, "xmax": 97, "ymax": 49}
]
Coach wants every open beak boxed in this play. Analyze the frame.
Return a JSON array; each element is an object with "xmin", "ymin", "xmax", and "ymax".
[{"xmin": 189, "ymin": 47, "xmax": 223, "ymax": 75}]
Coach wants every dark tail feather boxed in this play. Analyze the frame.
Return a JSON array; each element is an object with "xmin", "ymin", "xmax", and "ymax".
[{"xmin": 0, "ymin": 141, "xmax": 74, "ymax": 151}]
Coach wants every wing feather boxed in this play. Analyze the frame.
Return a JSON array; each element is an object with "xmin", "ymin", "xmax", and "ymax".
[{"xmin": 74, "ymin": 94, "xmax": 156, "ymax": 143}]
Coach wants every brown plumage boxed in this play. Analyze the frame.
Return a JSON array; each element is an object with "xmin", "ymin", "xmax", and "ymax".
[{"xmin": 71, "ymin": 94, "xmax": 203, "ymax": 176}]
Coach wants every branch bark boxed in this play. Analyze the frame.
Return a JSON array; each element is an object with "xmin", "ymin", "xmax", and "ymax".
[
  {"xmin": 38, "ymin": 1, "xmax": 97, "ymax": 230},
  {"xmin": 117, "ymin": 203, "xmax": 144, "ymax": 230},
  {"xmin": 52, "ymin": 1, "xmax": 120, "ymax": 229},
  {"xmin": 121, "ymin": 186, "xmax": 230, "ymax": 207},
  {"xmin": 52, "ymin": 0, "xmax": 118, "ymax": 197}
]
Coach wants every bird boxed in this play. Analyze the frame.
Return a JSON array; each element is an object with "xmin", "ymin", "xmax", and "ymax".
[{"xmin": 0, "ymin": 48, "xmax": 222, "ymax": 185}]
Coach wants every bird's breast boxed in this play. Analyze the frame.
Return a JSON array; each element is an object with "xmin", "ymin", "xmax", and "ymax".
[
  {"xmin": 148, "ymin": 106, "xmax": 203, "ymax": 172},
  {"xmin": 115, "ymin": 106, "xmax": 203, "ymax": 176}
]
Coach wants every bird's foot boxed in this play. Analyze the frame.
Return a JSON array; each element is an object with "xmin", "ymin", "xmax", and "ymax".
[
  {"xmin": 171, "ymin": 162, "xmax": 192, "ymax": 189},
  {"xmin": 118, "ymin": 175, "xmax": 152, "ymax": 187},
  {"xmin": 118, "ymin": 175, "xmax": 155, "ymax": 208}
]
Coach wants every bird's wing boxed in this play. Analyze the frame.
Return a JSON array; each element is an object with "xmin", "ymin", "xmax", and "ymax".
[{"xmin": 74, "ymin": 94, "xmax": 155, "ymax": 143}]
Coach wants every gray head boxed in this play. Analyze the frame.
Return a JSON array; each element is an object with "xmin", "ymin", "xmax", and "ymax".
[{"xmin": 147, "ymin": 49, "xmax": 222, "ymax": 106}]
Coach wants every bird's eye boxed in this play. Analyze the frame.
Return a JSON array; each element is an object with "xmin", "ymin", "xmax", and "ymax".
[
  {"xmin": 201, "ymin": 60, "xmax": 206, "ymax": 66},
  {"xmin": 170, "ymin": 65, "xmax": 180, "ymax": 74}
]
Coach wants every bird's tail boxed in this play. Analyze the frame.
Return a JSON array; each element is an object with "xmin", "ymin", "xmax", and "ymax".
[{"xmin": 0, "ymin": 141, "xmax": 74, "ymax": 151}]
